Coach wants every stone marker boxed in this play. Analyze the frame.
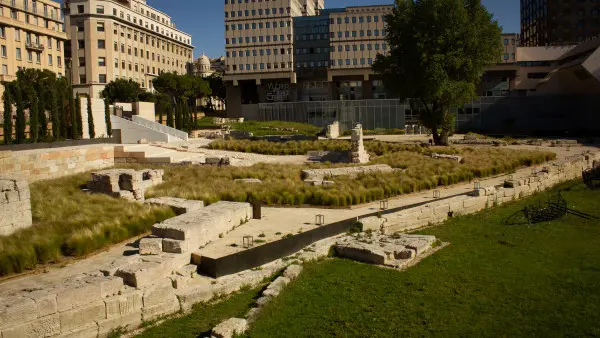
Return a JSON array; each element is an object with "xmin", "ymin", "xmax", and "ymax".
[
  {"xmin": 87, "ymin": 169, "xmax": 164, "ymax": 201},
  {"xmin": 0, "ymin": 176, "xmax": 32, "ymax": 236},
  {"xmin": 145, "ymin": 197, "xmax": 204, "ymax": 215},
  {"xmin": 349, "ymin": 124, "xmax": 370, "ymax": 163}
]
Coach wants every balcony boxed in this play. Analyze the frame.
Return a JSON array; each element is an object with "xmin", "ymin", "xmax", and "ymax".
[
  {"xmin": 0, "ymin": 74, "xmax": 16, "ymax": 82},
  {"xmin": 25, "ymin": 42, "xmax": 45, "ymax": 52},
  {"xmin": 0, "ymin": 0, "xmax": 63, "ymax": 22}
]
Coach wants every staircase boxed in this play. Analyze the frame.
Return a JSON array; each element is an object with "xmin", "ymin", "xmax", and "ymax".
[
  {"xmin": 111, "ymin": 115, "xmax": 189, "ymax": 144},
  {"xmin": 115, "ymin": 144, "xmax": 205, "ymax": 164}
]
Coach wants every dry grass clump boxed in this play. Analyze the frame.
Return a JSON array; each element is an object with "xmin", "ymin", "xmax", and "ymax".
[
  {"xmin": 146, "ymin": 146, "xmax": 555, "ymax": 208},
  {"xmin": 0, "ymin": 173, "xmax": 175, "ymax": 277}
]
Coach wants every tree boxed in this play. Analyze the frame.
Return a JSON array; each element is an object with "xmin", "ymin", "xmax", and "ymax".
[
  {"xmin": 56, "ymin": 78, "xmax": 69, "ymax": 138},
  {"xmin": 38, "ymin": 92, "xmax": 47, "ymax": 140},
  {"xmin": 50, "ymin": 88, "xmax": 60, "ymax": 140},
  {"xmin": 373, "ymin": 0, "xmax": 502, "ymax": 145},
  {"xmin": 14, "ymin": 85, "xmax": 25, "ymax": 144},
  {"xmin": 30, "ymin": 96, "xmax": 39, "ymax": 143},
  {"xmin": 75, "ymin": 95, "xmax": 83, "ymax": 138},
  {"xmin": 3, "ymin": 83, "xmax": 13, "ymax": 144},
  {"xmin": 206, "ymin": 73, "xmax": 226, "ymax": 110},
  {"xmin": 100, "ymin": 79, "xmax": 144, "ymax": 104},
  {"xmin": 153, "ymin": 73, "xmax": 210, "ymax": 130},
  {"xmin": 69, "ymin": 88, "xmax": 78, "ymax": 139},
  {"xmin": 87, "ymin": 96, "xmax": 95, "ymax": 139},
  {"xmin": 104, "ymin": 99, "xmax": 112, "ymax": 137}
]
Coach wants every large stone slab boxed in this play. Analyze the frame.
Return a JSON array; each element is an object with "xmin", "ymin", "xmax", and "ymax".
[
  {"xmin": 145, "ymin": 197, "xmax": 204, "ymax": 215},
  {"xmin": 302, "ymin": 164, "xmax": 396, "ymax": 181},
  {"xmin": 151, "ymin": 201, "xmax": 252, "ymax": 252},
  {"xmin": 212, "ymin": 318, "xmax": 248, "ymax": 338}
]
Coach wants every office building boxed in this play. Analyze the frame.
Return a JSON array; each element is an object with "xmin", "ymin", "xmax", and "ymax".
[
  {"xmin": 63, "ymin": 0, "xmax": 194, "ymax": 99},
  {"xmin": 521, "ymin": 0, "xmax": 600, "ymax": 47},
  {"xmin": 0, "ymin": 0, "xmax": 67, "ymax": 106}
]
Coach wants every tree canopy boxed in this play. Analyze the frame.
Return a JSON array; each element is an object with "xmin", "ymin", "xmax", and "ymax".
[
  {"xmin": 152, "ymin": 72, "xmax": 211, "ymax": 106},
  {"xmin": 205, "ymin": 73, "xmax": 226, "ymax": 106},
  {"xmin": 373, "ymin": 0, "xmax": 502, "ymax": 145},
  {"xmin": 100, "ymin": 79, "xmax": 145, "ymax": 104}
]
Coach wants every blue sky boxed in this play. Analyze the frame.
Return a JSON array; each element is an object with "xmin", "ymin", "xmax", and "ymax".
[{"xmin": 69, "ymin": 0, "xmax": 521, "ymax": 59}]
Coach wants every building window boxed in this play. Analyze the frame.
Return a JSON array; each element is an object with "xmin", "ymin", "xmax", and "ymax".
[
  {"xmin": 98, "ymin": 40, "xmax": 105, "ymax": 49},
  {"xmin": 27, "ymin": 51, "xmax": 32, "ymax": 62},
  {"xmin": 99, "ymin": 74, "xmax": 107, "ymax": 83},
  {"xmin": 98, "ymin": 57, "xmax": 106, "ymax": 66},
  {"xmin": 57, "ymin": 56, "xmax": 62, "ymax": 67},
  {"xmin": 1, "ymin": 65, "xmax": 7, "ymax": 75},
  {"xmin": 0, "ymin": 27, "xmax": 5, "ymax": 39},
  {"xmin": 79, "ymin": 57, "xmax": 86, "ymax": 67},
  {"xmin": 97, "ymin": 22, "xmax": 105, "ymax": 32},
  {"xmin": 79, "ymin": 74, "xmax": 86, "ymax": 84},
  {"xmin": 48, "ymin": 54, "xmax": 52, "ymax": 65},
  {"xmin": 15, "ymin": 48, "xmax": 21, "ymax": 60},
  {"xmin": 96, "ymin": 5, "xmax": 104, "ymax": 14},
  {"xmin": 77, "ymin": 5, "xmax": 84, "ymax": 14},
  {"xmin": 36, "ymin": 52, "xmax": 40, "ymax": 63},
  {"xmin": 1, "ymin": 45, "xmax": 6, "ymax": 57}
]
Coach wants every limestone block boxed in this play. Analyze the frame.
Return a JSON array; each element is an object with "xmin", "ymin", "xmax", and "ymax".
[
  {"xmin": 504, "ymin": 189, "xmax": 515, "ymax": 197},
  {"xmin": 394, "ymin": 248, "xmax": 415, "ymax": 260},
  {"xmin": 302, "ymin": 164, "xmax": 394, "ymax": 181},
  {"xmin": 139, "ymin": 237, "xmax": 163, "ymax": 255},
  {"xmin": 0, "ymin": 296, "xmax": 38, "ymax": 328},
  {"xmin": 58, "ymin": 301, "xmax": 105, "ymax": 333},
  {"xmin": 394, "ymin": 234, "xmax": 437, "ymax": 255},
  {"xmin": 190, "ymin": 252, "xmax": 202, "ymax": 265},
  {"xmin": 116, "ymin": 260, "xmax": 172, "ymax": 288},
  {"xmin": 262, "ymin": 276, "xmax": 291, "ymax": 298},
  {"xmin": 0, "ymin": 314, "xmax": 60, "ymax": 338},
  {"xmin": 23, "ymin": 290, "xmax": 58, "ymax": 318},
  {"xmin": 145, "ymin": 197, "xmax": 204, "ymax": 215},
  {"xmin": 335, "ymin": 243, "xmax": 387, "ymax": 265},
  {"xmin": 463, "ymin": 196, "xmax": 487, "ymax": 211},
  {"xmin": 97, "ymin": 311, "xmax": 142, "ymax": 338},
  {"xmin": 176, "ymin": 283, "xmax": 214, "ymax": 312},
  {"xmin": 142, "ymin": 278, "xmax": 177, "ymax": 308},
  {"xmin": 234, "ymin": 178, "xmax": 262, "ymax": 184},
  {"xmin": 282, "ymin": 264, "xmax": 303, "ymax": 280},
  {"xmin": 162, "ymin": 238, "xmax": 193, "ymax": 253},
  {"xmin": 55, "ymin": 323, "xmax": 98, "ymax": 338},
  {"xmin": 56, "ymin": 276, "xmax": 121, "ymax": 311},
  {"xmin": 104, "ymin": 290, "xmax": 143, "ymax": 318},
  {"xmin": 141, "ymin": 298, "xmax": 180, "ymax": 322},
  {"xmin": 360, "ymin": 216, "xmax": 386, "ymax": 232},
  {"xmin": 212, "ymin": 318, "xmax": 248, "ymax": 338}
]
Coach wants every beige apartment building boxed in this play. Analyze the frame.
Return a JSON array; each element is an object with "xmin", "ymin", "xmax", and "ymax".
[
  {"xmin": 0, "ymin": 0, "xmax": 67, "ymax": 105},
  {"xmin": 63, "ymin": 0, "xmax": 194, "ymax": 99}
]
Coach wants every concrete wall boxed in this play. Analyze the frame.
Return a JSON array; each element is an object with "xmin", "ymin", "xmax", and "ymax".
[
  {"xmin": 134, "ymin": 102, "xmax": 156, "ymax": 122},
  {"xmin": 81, "ymin": 98, "xmax": 110, "ymax": 139},
  {"xmin": 111, "ymin": 116, "xmax": 175, "ymax": 144},
  {"xmin": 0, "ymin": 145, "xmax": 115, "ymax": 182}
]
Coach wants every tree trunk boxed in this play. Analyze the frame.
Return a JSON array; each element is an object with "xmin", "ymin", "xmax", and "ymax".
[{"xmin": 438, "ymin": 129, "xmax": 450, "ymax": 146}]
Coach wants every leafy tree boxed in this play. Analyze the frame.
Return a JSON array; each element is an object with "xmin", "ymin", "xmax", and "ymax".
[
  {"xmin": 100, "ymin": 79, "xmax": 144, "ymax": 104},
  {"xmin": 87, "ymin": 96, "xmax": 95, "ymax": 139},
  {"xmin": 206, "ymin": 73, "xmax": 226, "ymax": 110},
  {"xmin": 104, "ymin": 99, "xmax": 112, "ymax": 137},
  {"xmin": 14, "ymin": 84, "xmax": 25, "ymax": 144},
  {"xmin": 166, "ymin": 103, "xmax": 174, "ymax": 128},
  {"xmin": 373, "ymin": 0, "xmax": 502, "ymax": 145},
  {"xmin": 3, "ymin": 83, "xmax": 12, "ymax": 144},
  {"xmin": 153, "ymin": 73, "xmax": 211, "ymax": 130},
  {"xmin": 30, "ymin": 96, "xmax": 39, "ymax": 143}
]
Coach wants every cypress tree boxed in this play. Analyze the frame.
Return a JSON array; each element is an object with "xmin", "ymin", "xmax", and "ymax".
[
  {"xmin": 30, "ymin": 97, "xmax": 39, "ymax": 143},
  {"xmin": 59, "ymin": 89, "xmax": 67, "ymax": 138},
  {"xmin": 87, "ymin": 95, "xmax": 95, "ymax": 139},
  {"xmin": 51, "ymin": 89, "xmax": 59, "ymax": 140},
  {"xmin": 158, "ymin": 104, "xmax": 163, "ymax": 125},
  {"xmin": 3, "ymin": 84, "xmax": 12, "ymax": 145},
  {"xmin": 174, "ymin": 102, "xmax": 181, "ymax": 130},
  {"xmin": 69, "ymin": 89, "xmax": 77, "ymax": 139},
  {"xmin": 75, "ymin": 95, "xmax": 83, "ymax": 138},
  {"xmin": 186, "ymin": 103, "xmax": 193, "ymax": 132},
  {"xmin": 104, "ymin": 99, "xmax": 112, "ymax": 137},
  {"xmin": 38, "ymin": 92, "xmax": 47, "ymax": 140},
  {"xmin": 166, "ymin": 103, "xmax": 174, "ymax": 128},
  {"xmin": 14, "ymin": 85, "xmax": 25, "ymax": 144}
]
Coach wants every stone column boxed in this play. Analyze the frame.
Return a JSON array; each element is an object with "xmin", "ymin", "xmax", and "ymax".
[{"xmin": 349, "ymin": 124, "xmax": 370, "ymax": 163}]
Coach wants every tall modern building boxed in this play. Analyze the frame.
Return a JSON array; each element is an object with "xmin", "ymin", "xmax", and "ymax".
[
  {"xmin": 521, "ymin": 0, "xmax": 600, "ymax": 47},
  {"xmin": 0, "ymin": 0, "xmax": 67, "ymax": 106},
  {"xmin": 223, "ymin": 1, "xmax": 392, "ymax": 115},
  {"xmin": 63, "ymin": 0, "xmax": 194, "ymax": 99}
]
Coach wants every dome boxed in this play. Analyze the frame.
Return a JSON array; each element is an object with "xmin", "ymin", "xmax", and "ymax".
[{"xmin": 197, "ymin": 53, "xmax": 210, "ymax": 66}]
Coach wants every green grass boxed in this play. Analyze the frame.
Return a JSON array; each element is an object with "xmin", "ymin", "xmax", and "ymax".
[
  {"xmin": 229, "ymin": 120, "xmax": 323, "ymax": 137},
  {"xmin": 342, "ymin": 128, "xmax": 406, "ymax": 136},
  {"xmin": 195, "ymin": 117, "xmax": 221, "ymax": 130},
  {"xmin": 146, "ymin": 146, "xmax": 555, "ymax": 207},
  {"xmin": 244, "ymin": 182, "xmax": 600, "ymax": 337},
  {"xmin": 0, "ymin": 173, "xmax": 175, "ymax": 277},
  {"xmin": 135, "ymin": 285, "xmax": 263, "ymax": 338}
]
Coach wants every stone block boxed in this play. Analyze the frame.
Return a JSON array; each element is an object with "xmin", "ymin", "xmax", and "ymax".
[
  {"xmin": 97, "ymin": 311, "xmax": 142, "ymax": 338},
  {"xmin": 142, "ymin": 278, "xmax": 177, "ymax": 308},
  {"xmin": 141, "ymin": 298, "xmax": 180, "ymax": 322},
  {"xmin": 58, "ymin": 301, "xmax": 105, "ymax": 333},
  {"xmin": 145, "ymin": 197, "xmax": 204, "ymax": 215},
  {"xmin": 335, "ymin": 244, "xmax": 386, "ymax": 265},
  {"xmin": 176, "ymin": 284, "xmax": 214, "ymax": 312},
  {"xmin": 212, "ymin": 318, "xmax": 248, "ymax": 338},
  {"xmin": 56, "ymin": 324, "xmax": 98, "ymax": 338},
  {"xmin": 24, "ymin": 290, "xmax": 58, "ymax": 318},
  {"xmin": 104, "ymin": 290, "xmax": 143, "ymax": 319},
  {"xmin": 139, "ymin": 237, "xmax": 163, "ymax": 255},
  {"xmin": 0, "ymin": 296, "xmax": 38, "ymax": 329},
  {"xmin": 115, "ymin": 261, "xmax": 169, "ymax": 288},
  {"xmin": 1, "ymin": 314, "xmax": 60, "ymax": 338},
  {"xmin": 283, "ymin": 264, "xmax": 303, "ymax": 280},
  {"xmin": 394, "ymin": 248, "xmax": 416, "ymax": 260},
  {"xmin": 262, "ymin": 276, "xmax": 291, "ymax": 298},
  {"xmin": 360, "ymin": 216, "xmax": 386, "ymax": 232},
  {"xmin": 162, "ymin": 238, "xmax": 192, "ymax": 253}
]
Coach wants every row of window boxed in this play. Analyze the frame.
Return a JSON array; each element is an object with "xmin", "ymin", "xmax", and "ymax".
[
  {"xmin": 0, "ymin": 25, "xmax": 62, "ymax": 50},
  {"xmin": 329, "ymin": 15, "xmax": 386, "ymax": 24},
  {"xmin": 227, "ymin": 57, "xmax": 376, "ymax": 72},
  {"xmin": 226, "ymin": 20, "xmax": 291, "ymax": 31},
  {"xmin": 0, "ymin": 45, "xmax": 60, "ymax": 66},
  {"xmin": 6, "ymin": 0, "xmax": 60, "ymax": 20},
  {"xmin": 226, "ymin": 34, "xmax": 291, "ymax": 44},
  {"xmin": 229, "ymin": 62, "xmax": 292, "ymax": 71},
  {"xmin": 0, "ymin": 6, "xmax": 63, "ymax": 32},
  {"xmin": 226, "ymin": 42, "xmax": 387, "ymax": 58},
  {"xmin": 227, "ymin": 48, "xmax": 292, "ymax": 57},
  {"xmin": 75, "ymin": 4, "xmax": 191, "ymax": 45},
  {"xmin": 225, "ymin": 7, "xmax": 291, "ymax": 18}
]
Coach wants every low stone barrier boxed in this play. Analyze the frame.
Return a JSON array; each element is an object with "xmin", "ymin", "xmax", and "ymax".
[
  {"xmin": 0, "ymin": 177, "xmax": 32, "ymax": 236},
  {"xmin": 302, "ymin": 164, "xmax": 396, "ymax": 181},
  {"xmin": 87, "ymin": 169, "xmax": 164, "ymax": 202}
]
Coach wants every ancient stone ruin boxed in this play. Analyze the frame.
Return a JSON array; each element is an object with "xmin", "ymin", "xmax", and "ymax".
[
  {"xmin": 302, "ymin": 164, "xmax": 396, "ymax": 185},
  {"xmin": 349, "ymin": 124, "xmax": 370, "ymax": 164},
  {"xmin": 0, "ymin": 176, "xmax": 32, "ymax": 236},
  {"xmin": 87, "ymin": 169, "xmax": 164, "ymax": 201}
]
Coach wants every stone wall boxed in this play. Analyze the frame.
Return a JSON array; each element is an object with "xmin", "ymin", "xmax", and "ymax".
[
  {"xmin": 0, "ymin": 177, "xmax": 32, "ymax": 236},
  {"xmin": 0, "ymin": 145, "xmax": 115, "ymax": 182}
]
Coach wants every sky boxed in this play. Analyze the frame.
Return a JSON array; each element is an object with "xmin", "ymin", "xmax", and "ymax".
[{"xmin": 64, "ymin": 0, "xmax": 521, "ymax": 59}]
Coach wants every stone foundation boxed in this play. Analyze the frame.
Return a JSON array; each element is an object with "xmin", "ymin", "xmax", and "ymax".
[
  {"xmin": 87, "ymin": 169, "xmax": 164, "ymax": 202},
  {"xmin": 0, "ymin": 177, "xmax": 32, "ymax": 236},
  {"xmin": 302, "ymin": 164, "xmax": 396, "ymax": 181}
]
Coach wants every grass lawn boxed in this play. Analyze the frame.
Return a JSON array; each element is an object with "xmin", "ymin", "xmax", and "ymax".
[
  {"xmin": 147, "ymin": 145, "xmax": 554, "ymax": 207},
  {"xmin": 229, "ymin": 120, "xmax": 323, "ymax": 137},
  {"xmin": 0, "ymin": 173, "xmax": 175, "ymax": 277},
  {"xmin": 135, "ymin": 285, "xmax": 264, "ymax": 338},
  {"xmin": 243, "ymin": 182, "xmax": 600, "ymax": 337}
]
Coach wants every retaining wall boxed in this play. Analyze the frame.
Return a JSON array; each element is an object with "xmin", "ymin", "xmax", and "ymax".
[{"xmin": 0, "ymin": 145, "xmax": 115, "ymax": 182}]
